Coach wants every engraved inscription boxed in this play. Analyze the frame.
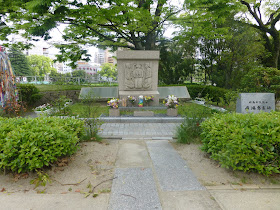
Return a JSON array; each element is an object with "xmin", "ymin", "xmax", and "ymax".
[{"xmin": 125, "ymin": 63, "xmax": 152, "ymax": 90}]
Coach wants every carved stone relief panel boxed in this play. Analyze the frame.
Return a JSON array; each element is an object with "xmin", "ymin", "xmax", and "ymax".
[{"xmin": 124, "ymin": 62, "xmax": 152, "ymax": 90}]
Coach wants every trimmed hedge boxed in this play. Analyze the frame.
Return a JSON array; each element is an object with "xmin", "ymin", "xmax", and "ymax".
[
  {"xmin": 186, "ymin": 84, "xmax": 230, "ymax": 104},
  {"xmin": 0, "ymin": 117, "xmax": 84, "ymax": 173},
  {"xmin": 201, "ymin": 112, "xmax": 280, "ymax": 175}
]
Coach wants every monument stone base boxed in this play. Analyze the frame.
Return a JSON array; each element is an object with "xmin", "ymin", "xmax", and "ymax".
[
  {"xmin": 134, "ymin": 111, "xmax": 154, "ymax": 117},
  {"xmin": 119, "ymin": 90, "xmax": 160, "ymax": 106}
]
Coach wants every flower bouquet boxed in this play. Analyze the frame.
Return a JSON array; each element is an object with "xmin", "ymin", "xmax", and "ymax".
[
  {"xmin": 107, "ymin": 98, "xmax": 119, "ymax": 109},
  {"xmin": 107, "ymin": 98, "xmax": 120, "ymax": 117},
  {"xmin": 164, "ymin": 95, "xmax": 179, "ymax": 109},
  {"xmin": 144, "ymin": 95, "xmax": 154, "ymax": 106},
  {"xmin": 127, "ymin": 96, "xmax": 137, "ymax": 106}
]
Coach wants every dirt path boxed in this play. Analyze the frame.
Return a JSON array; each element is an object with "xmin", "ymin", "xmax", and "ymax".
[{"xmin": 172, "ymin": 143, "xmax": 280, "ymax": 187}]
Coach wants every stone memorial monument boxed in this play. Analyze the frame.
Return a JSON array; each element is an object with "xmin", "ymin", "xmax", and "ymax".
[
  {"xmin": 236, "ymin": 93, "xmax": 275, "ymax": 114},
  {"xmin": 117, "ymin": 50, "xmax": 160, "ymax": 106}
]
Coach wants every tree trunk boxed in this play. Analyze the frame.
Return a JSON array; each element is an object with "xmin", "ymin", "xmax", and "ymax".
[
  {"xmin": 271, "ymin": 31, "xmax": 279, "ymax": 69},
  {"xmin": 145, "ymin": 32, "xmax": 156, "ymax": 50}
]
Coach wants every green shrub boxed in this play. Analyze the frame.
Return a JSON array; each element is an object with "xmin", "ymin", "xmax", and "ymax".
[
  {"xmin": 201, "ymin": 112, "xmax": 280, "ymax": 175},
  {"xmin": 176, "ymin": 103, "xmax": 218, "ymax": 144},
  {"xmin": 186, "ymin": 84, "xmax": 231, "ymax": 104},
  {"xmin": 241, "ymin": 67, "xmax": 280, "ymax": 100},
  {"xmin": 17, "ymin": 84, "xmax": 42, "ymax": 106},
  {"xmin": 0, "ymin": 117, "xmax": 84, "ymax": 173}
]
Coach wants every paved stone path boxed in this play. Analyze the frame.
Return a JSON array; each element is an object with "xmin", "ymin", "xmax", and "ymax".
[
  {"xmin": 108, "ymin": 140, "xmax": 219, "ymax": 210},
  {"xmin": 147, "ymin": 141, "xmax": 205, "ymax": 191},
  {"xmin": 99, "ymin": 123, "xmax": 180, "ymax": 139},
  {"xmin": 99, "ymin": 123, "xmax": 218, "ymax": 209}
]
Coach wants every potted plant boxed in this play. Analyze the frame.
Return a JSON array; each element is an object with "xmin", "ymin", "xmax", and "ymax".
[
  {"xmin": 144, "ymin": 95, "xmax": 154, "ymax": 106},
  {"xmin": 164, "ymin": 95, "xmax": 179, "ymax": 116},
  {"xmin": 34, "ymin": 103, "xmax": 52, "ymax": 116},
  {"xmin": 107, "ymin": 98, "xmax": 120, "ymax": 117}
]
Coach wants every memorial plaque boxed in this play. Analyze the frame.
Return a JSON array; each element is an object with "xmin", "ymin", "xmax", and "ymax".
[
  {"xmin": 79, "ymin": 87, "xmax": 118, "ymax": 99},
  {"xmin": 236, "ymin": 93, "xmax": 275, "ymax": 114},
  {"xmin": 158, "ymin": 86, "xmax": 190, "ymax": 100}
]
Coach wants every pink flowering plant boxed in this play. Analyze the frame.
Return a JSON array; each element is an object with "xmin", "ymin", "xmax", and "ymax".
[
  {"xmin": 164, "ymin": 95, "xmax": 179, "ymax": 109},
  {"xmin": 107, "ymin": 98, "xmax": 119, "ymax": 109}
]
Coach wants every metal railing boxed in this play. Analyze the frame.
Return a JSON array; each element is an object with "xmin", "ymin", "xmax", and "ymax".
[{"xmin": 16, "ymin": 76, "xmax": 118, "ymax": 85}]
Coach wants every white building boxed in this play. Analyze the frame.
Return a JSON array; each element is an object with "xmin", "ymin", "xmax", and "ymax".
[
  {"xmin": 76, "ymin": 61, "xmax": 100, "ymax": 76},
  {"xmin": 60, "ymin": 61, "xmax": 73, "ymax": 74},
  {"xmin": 94, "ymin": 49, "xmax": 116, "ymax": 65}
]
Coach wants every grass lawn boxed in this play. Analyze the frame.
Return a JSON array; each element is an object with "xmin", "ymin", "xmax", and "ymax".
[
  {"xmin": 66, "ymin": 101, "xmax": 217, "ymax": 118},
  {"xmin": 68, "ymin": 102, "xmax": 109, "ymax": 118},
  {"xmin": 178, "ymin": 102, "xmax": 219, "ymax": 117}
]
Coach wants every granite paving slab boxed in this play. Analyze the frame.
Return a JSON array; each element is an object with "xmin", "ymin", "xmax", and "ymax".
[
  {"xmin": 98, "ymin": 123, "xmax": 180, "ymax": 139},
  {"xmin": 146, "ymin": 140, "xmax": 205, "ymax": 191},
  {"xmin": 109, "ymin": 168, "xmax": 162, "ymax": 210}
]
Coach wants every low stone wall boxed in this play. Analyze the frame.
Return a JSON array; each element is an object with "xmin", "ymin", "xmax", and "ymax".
[{"xmin": 35, "ymin": 90, "xmax": 81, "ymax": 106}]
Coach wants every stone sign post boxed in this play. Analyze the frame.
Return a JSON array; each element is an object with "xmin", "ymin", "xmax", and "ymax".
[
  {"xmin": 236, "ymin": 93, "xmax": 275, "ymax": 114},
  {"xmin": 117, "ymin": 50, "xmax": 160, "ymax": 106}
]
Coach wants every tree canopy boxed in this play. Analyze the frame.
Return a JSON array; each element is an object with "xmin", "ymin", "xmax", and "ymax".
[
  {"xmin": 5, "ymin": 0, "xmax": 180, "ymax": 64},
  {"xmin": 98, "ymin": 63, "xmax": 117, "ymax": 81},
  {"xmin": 27, "ymin": 55, "xmax": 56, "ymax": 76},
  {"xmin": 2, "ymin": 0, "xmax": 280, "ymax": 89},
  {"xmin": 183, "ymin": 0, "xmax": 280, "ymax": 69}
]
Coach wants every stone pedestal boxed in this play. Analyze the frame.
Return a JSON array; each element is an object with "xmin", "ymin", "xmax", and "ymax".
[
  {"xmin": 167, "ymin": 108, "xmax": 178, "ymax": 117},
  {"xmin": 109, "ymin": 109, "xmax": 120, "ymax": 117},
  {"xmin": 117, "ymin": 50, "xmax": 160, "ymax": 106}
]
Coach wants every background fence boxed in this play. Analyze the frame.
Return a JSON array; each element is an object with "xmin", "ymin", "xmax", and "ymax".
[{"xmin": 16, "ymin": 76, "xmax": 118, "ymax": 85}]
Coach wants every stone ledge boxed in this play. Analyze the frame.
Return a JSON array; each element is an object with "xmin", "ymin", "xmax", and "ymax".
[
  {"xmin": 98, "ymin": 116, "xmax": 184, "ymax": 123},
  {"xmin": 134, "ymin": 111, "xmax": 154, "ymax": 117}
]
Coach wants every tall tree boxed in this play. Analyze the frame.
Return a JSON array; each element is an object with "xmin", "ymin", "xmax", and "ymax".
[
  {"xmin": 239, "ymin": 1, "xmax": 280, "ymax": 68},
  {"xmin": 174, "ymin": 6, "xmax": 265, "ymax": 88},
  {"xmin": 98, "ymin": 63, "xmax": 117, "ymax": 81},
  {"xmin": 159, "ymin": 39, "xmax": 195, "ymax": 84},
  {"xmin": 184, "ymin": 0, "xmax": 280, "ymax": 69},
  {"xmin": 8, "ymin": 47, "xmax": 32, "ymax": 76},
  {"xmin": 27, "ymin": 55, "xmax": 56, "ymax": 76},
  {"xmin": 72, "ymin": 70, "xmax": 86, "ymax": 78}
]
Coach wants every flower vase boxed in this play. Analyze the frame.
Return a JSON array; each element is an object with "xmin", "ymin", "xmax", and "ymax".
[
  {"xmin": 109, "ymin": 109, "xmax": 120, "ymax": 117},
  {"xmin": 167, "ymin": 108, "xmax": 178, "ymax": 117}
]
